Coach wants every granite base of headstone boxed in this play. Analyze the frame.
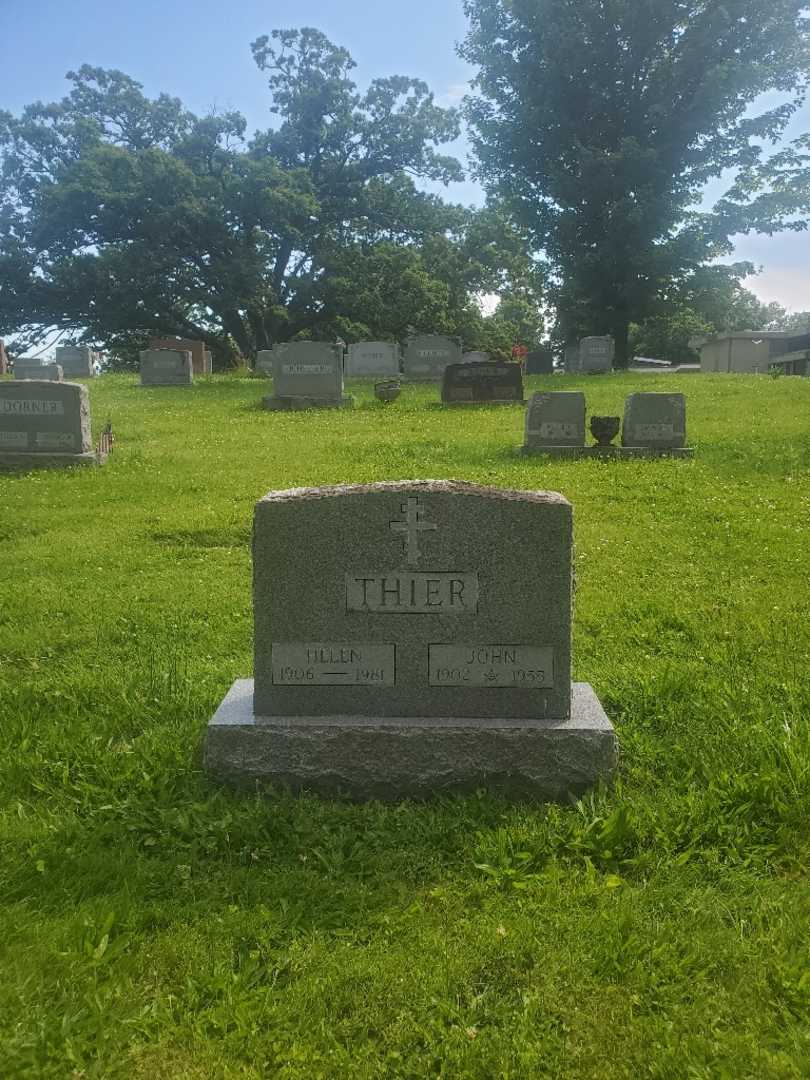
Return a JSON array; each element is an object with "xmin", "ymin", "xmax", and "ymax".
[
  {"xmin": 263, "ymin": 342, "xmax": 352, "ymax": 410},
  {"xmin": 140, "ymin": 349, "xmax": 194, "ymax": 386},
  {"xmin": 0, "ymin": 380, "xmax": 105, "ymax": 469},
  {"xmin": 441, "ymin": 361, "xmax": 524, "ymax": 404},
  {"xmin": 205, "ymin": 480, "xmax": 617, "ymax": 801}
]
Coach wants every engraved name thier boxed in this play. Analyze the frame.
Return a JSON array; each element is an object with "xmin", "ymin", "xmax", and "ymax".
[{"xmin": 346, "ymin": 572, "xmax": 478, "ymax": 614}]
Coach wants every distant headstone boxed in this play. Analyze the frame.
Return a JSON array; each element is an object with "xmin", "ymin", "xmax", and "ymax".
[
  {"xmin": 461, "ymin": 351, "xmax": 489, "ymax": 364},
  {"xmin": 0, "ymin": 380, "xmax": 102, "ymax": 468},
  {"xmin": 579, "ymin": 336, "xmax": 614, "ymax": 374},
  {"xmin": 524, "ymin": 348, "xmax": 554, "ymax": 375},
  {"xmin": 402, "ymin": 334, "xmax": 462, "ymax": 380},
  {"xmin": 255, "ymin": 350, "xmax": 274, "ymax": 376},
  {"xmin": 54, "ymin": 345, "xmax": 97, "ymax": 378},
  {"xmin": 523, "ymin": 392, "xmax": 586, "ymax": 451},
  {"xmin": 0, "ymin": 339, "xmax": 8, "ymax": 376},
  {"xmin": 139, "ymin": 349, "xmax": 194, "ymax": 386},
  {"xmin": 441, "ymin": 361, "xmax": 524, "ymax": 404},
  {"xmin": 264, "ymin": 342, "xmax": 351, "ymax": 410},
  {"xmin": 149, "ymin": 337, "xmax": 210, "ymax": 376},
  {"xmin": 14, "ymin": 359, "xmax": 64, "ymax": 382},
  {"xmin": 622, "ymin": 393, "xmax": 686, "ymax": 449},
  {"xmin": 206, "ymin": 480, "xmax": 617, "ymax": 799},
  {"xmin": 345, "ymin": 341, "xmax": 401, "ymax": 378}
]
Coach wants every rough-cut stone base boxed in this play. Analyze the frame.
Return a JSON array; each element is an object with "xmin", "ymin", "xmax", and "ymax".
[
  {"xmin": 521, "ymin": 444, "xmax": 694, "ymax": 458},
  {"xmin": 205, "ymin": 680, "xmax": 617, "ymax": 801},
  {"xmin": 263, "ymin": 395, "xmax": 354, "ymax": 411},
  {"xmin": 0, "ymin": 450, "xmax": 103, "ymax": 470}
]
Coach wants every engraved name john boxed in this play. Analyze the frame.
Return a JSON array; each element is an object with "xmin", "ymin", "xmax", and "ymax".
[{"xmin": 346, "ymin": 495, "xmax": 479, "ymax": 613}]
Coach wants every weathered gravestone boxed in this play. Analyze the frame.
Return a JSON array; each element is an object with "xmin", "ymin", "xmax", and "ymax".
[
  {"xmin": 14, "ymin": 359, "xmax": 63, "ymax": 382},
  {"xmin": 345, "ymin": 341, "xmax": 401, "ymax": 378},
  {"xmin": 0, "ymin": 380, "xmax": 103, "ymax": 468},
  {"xmin": 54, "ymin": 345, "xmax": 97, "ymax": 378},
  {"xmin": 264, "ymin": 342, "xmax": 352, "ymax": 410},
  {"xmin": 149, "ymin": 336, "xmax": 211, "ymax": 375},
  {"xmin": 139, "ymin": 349, "xmax": 194, "ymax": 386},
  {"xmin": 579, "ymin": 336, "xmax": 614, "ymax": 374},
  {"xmin": 206, "ymin": 480, "xmax": 617, "ymax": 799},
  {"xmin": 524, "ymin": 348, "xmax": 554, "ymax": 375},
  {"xmin": 622, "ymin": 393, "xmax": 688, "ymax": 451},
  {"xmin": 402, "ymin": 334, "xmax": 463, "ymax": 380},
  {"xmin": 523, "ymin": 392, "xmax": 586, "ymax": 454},
  {"xmin": 0, "ymin": 339, "xmax": 8, "ymax": 376},
  {"xmin": 441, "ymin": 361, "xmax": 524, "ymax": 404}
]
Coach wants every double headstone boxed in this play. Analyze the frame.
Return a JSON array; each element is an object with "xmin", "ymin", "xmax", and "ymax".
[
  {"xmin": 441, "ymin": 360, "xmax": 524, "ymax": 404},
  {"xmin": 263, "ymin": 342, "xmax": 351, "ymax": 410},
  {"xmin": 0, "ymin": 380, "xmax": 102, "ymax": 468},
  {"xmin": 345, "ymin": 341, "xmax": 401, "ymax": 378},
  {"xmin": 522, "ymin": 391, "xmax": 692, "ymax": 457},
  {"xmin": 402, "ymin": 335, "xmax": 462, "ymax": 380},
  {"xmin": 139, "ymin": 349, "xmax": 194, "ymax": 386},
  {"xmin": 54, "ymin": 345, "xmax": 97, "ymax": 378},
  {"xmin": 206, "ymin": 480, "xmax": 617, "ymax": 800},
  {"xmin": 14, "ymin": 359, "xmax": 63, "ymax": 382}
]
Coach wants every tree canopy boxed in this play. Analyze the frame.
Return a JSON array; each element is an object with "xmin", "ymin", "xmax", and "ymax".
[
  {"xmin": 0, "ymin": 29, "xmax": 542, "ymax": 365},
  {"xmin": 461, "ymin": 0, "xmax": 810, "ymax": 364}
]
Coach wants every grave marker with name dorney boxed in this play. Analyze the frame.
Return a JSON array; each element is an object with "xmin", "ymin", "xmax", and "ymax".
[
  {"xmin": 206, "ymin": 480, "xmax": 616, "ymax": 799},
  {"xmin": 523, "ymin": 392, "xmax": 586, "ymax": 452},
  {"xmin": 402, "ymin": 334, "xmax": 462, "ymax": 380},
  {"xmin": 264, "ymin": 342, "xmax": 351, "ymax": 410},
  {"xmin": 0, "ymin": 380, "xmax": 98, "ymax": 467},
  {"xmin": 623, "ymin": 393, "xmax": 686, "ymax": 449},
  {"xmin": 442, "ymin": 361, "xmax": 524, "ymax": 404},
  {"xmin": 345, "ymin": 341, "xmax": 401, "ymax": 378},
  {"xmin": 139, "ymin": 349, "xmax": 193, "ymax": 386}
]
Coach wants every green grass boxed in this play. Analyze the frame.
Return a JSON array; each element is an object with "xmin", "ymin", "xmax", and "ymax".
[{"xmin": 1, "ymin": 371, "xmax": 809, "ymax": 1079}]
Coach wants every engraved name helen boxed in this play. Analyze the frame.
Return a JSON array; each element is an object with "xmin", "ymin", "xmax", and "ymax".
[{"xmin": 346, "ymin": 572, "xmax": 479, "ymax": 613}]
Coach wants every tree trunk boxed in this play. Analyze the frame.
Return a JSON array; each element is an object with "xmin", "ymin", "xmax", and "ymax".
[{"xmin": 613, "ymin": 317, "xmax": 630, "ymax": 368}]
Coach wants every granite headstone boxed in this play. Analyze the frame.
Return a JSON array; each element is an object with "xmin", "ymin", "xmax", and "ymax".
[
  {"xmin": 441, "ymin": 361, "xmax": 524, "ymax": 404},
  {"xmin": 0, "ymin": 379, "xmax": 100, "ymax": 468},
  {"xmin": 622, "ymin": 393, "xmax": 686, "ymax": 450},
  {"xmin": 264, "ymin": 342, "xmax": 352, "ymax": 410},
  {"xmin": 14, "ymin": 360, "xmax": 63, "ymax": 382},
  {"xmin": 206, "ymin": 480, "xmax": 617, "ymax": 800},
  {"xmin": 579, "ymin": 336, "xmax": 614, "ymax": 374},
  {"xmin": 149, "ymin": 337, "xmax": 211, "ymax": 375},
  {"xmin": 140, "ymin": 349, "xmax": 194, "ymax": 386},
  {"xmin": 402, "ymin": 335, "xmax": 463, "ymax": 380},
  {"xmin": 523, "ymin": 392, "xmax": 586, "ymax": 452},
  {"xmin": 345, "ymin": 341, "xmax": 401, "ymax": 378},
  {"xmin": 54, "ymin": 345, "xmax": 97, "ymax": 378}
]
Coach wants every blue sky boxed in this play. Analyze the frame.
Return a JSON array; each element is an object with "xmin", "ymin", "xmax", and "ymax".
[{"xmin": 2, "ymin": 0, "xmax": 808, "ymax": 308}]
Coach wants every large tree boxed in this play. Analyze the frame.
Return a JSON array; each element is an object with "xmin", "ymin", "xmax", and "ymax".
[
  {"xmin": 461, "ymin": 0, "xmax": 810, "ymax": 365},
  {"xmin": 0, "ymin": 29, "xmax": 535, "ymax": 364}
]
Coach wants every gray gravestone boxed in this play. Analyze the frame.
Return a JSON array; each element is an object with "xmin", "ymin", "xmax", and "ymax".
[
  {"xmin": 622, "ymin": 393, "xmax": 686, "ymax": 449},
  {"xmin": 442, "ymin": 361, "xmax": 524, "ymax": 404},
  {"xmin": 264, "ymin": 342, "xmax": 351, "ymax": 410},
  {"xmin": 255, "ymin": 350, "xmax": 274, "ymax": 376},
  {"xmin": 524, "ymin": 348, "xmax": 554, "ymax": 375},
  {"xmin": 0, "ymin": 380, "xmax": 99, "ymax": 468},
  {"xmin": 579, "ymin": 336, "xmax": 614, "ymax": 374},
  {"xmin": 14, "ymin": 360, "xmax": 63, "ymax": 382},
  {"xmin": 345, "ymin": 341, "xmax": 401, "ymax": 378},
  {"xmin": 54, "ymin": 345, "xmax": 96, "ymax": 378},
  {"xmin": 523, "ymin": 392, "xmax": 586, "ymax": 451},
  {"xmin": 139, "ymin": 349, "xmax": 194, "ymax": 386},
  {"xmin": 402, "ymin": 335, "xmax": 463, "ymax": 380},
  {"xmin": 206, "ymin": 480, "xmax": 616, "ymax": 800}
]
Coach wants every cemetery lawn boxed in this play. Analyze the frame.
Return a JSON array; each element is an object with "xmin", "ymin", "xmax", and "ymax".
[{"xmin": 2, "ymin": 371, "xmax": 810, "ymax": 1080}]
